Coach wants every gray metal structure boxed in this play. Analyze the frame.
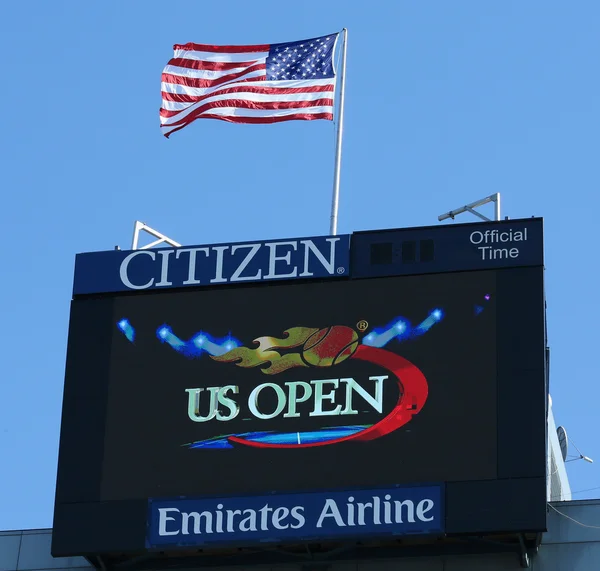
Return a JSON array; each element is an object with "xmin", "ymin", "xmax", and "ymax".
[{"xmin": 438, "ymin": 193, "xmax": 501, "ymax": 222}]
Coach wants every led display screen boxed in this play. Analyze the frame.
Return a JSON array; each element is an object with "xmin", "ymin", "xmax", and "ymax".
[{"xmin": 99, "ymin": 270, "xmax": 498, "ymax": 501}]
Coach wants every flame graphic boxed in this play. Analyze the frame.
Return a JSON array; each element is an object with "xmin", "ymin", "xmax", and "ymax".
[{"xmin": 211, "ymin": 327, "xmax": 319, "ymax": 374}]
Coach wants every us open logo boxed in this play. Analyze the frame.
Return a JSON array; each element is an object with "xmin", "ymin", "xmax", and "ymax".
[
  {"xmin": 176, "ymin": 324, "xmax": 429, "ymax": 449},
  {"xmin": 116, "ymin": 308, "xmax": 445, "ymax": 449}
]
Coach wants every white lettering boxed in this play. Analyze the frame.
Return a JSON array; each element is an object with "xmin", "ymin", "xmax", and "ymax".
[
  {"xmin": 210, "ymin": 246, "xmax": 228, "ymax": 283},
  {"xmin": 230, "ymin": 243, "xmax": 262, "ymax": 282},
  {"xmin": 478, "ymin": 246, "xmax": 520, "ymax": 260},
  {"xmin": 158, "ymin": 508, "xmax": 180, "ymax": 536},
  {"xmin": 310, "ymin": 379, "xmax": 342, "ymax": 416},
  {"xmin": 472, "ymin": 227, "xmax": 528, "ymax": 247},
  {"xmin": 383, "ymin": 494, "xmax": 392, "ymax": 524},
  {"xmin": 317, "ymin": 499, "xmax": 346, "ymax": 528},
  {"xmin": 215, "ymin": 503, "xmax": 224, "ymax": 533},
  {"xmin": 372, "ymin": 496, "xmax": 381, "ymax": 525},
  {"xmin": 290, "ymin": 506, "xmax": 305, "ymax": 529},
  {"xmin": 416, "ymin": 499, "xmax": 435, "ymax": 522},
  {"xmin": 216, "ymin": 385, "xmax": 240, "ymax": 421},
  {"xmin": 239, "ymin": 509, "xmax": 257, "ymax": 532},
  {"xmin": 347, "ymin": 496, "xmax": 356, "ymax": 526},
  {"xmin": 264, "ymin": 241, "xmax": 298, "ymax": 279},
  {"xmin": 340, "ymin": 376, "xmax": 386, "ymax": 414},
  {"xmin": 272, "ymin": 506, "xmax": 290, "ymax": 529},
  {"xmin": 470, "ymin": 231, "xmax": 483, "ymax": 245},
  {"xmin": 259, "ymin": 504, "xmax": 273, "ymax": 531},
  {"xmin": 357, "ymin": 501, "xmax": 373, "ymax": 525},
  {"xmin": 394, "ymin": 500, "xmax": 415, "ymax": 523},
  {"xmin": 181, "ymin": 511, "xmax": 213, "ymax": 534},
  {"xmin": 226, "ymin": 509, "xmax": 242, "ymax": 532},
  {"xmin": 175, "ymin": 247, "xmax": 209, "ymax": 285},
  {"xmin": 249, "ymin": 383, "xmax": 287, "ymax": 419},
  {"xmin": 299, "ymin": 238, "xmax": 339, "ymax": 276},
  {"xmin": 155, "ymin": 250, "xmax": 174, "ymax": 287},
  {"xmin": 284, "ymin": 381, "xmax": 312, "ymax": 418},
  {"xmin": 186, "ymin": 387, "xmax": 219, "ymax": 422},
  {"xmin": 119, "ymin": 250, "xmax": 155, "ymax": 290}
]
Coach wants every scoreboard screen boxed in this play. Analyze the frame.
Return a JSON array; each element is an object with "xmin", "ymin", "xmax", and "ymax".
[{"xmin": 52, "ymin": 218, "xmax": 547, "ymax": 558}]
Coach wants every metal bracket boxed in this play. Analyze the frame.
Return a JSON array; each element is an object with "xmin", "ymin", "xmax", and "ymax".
[
  {"xmin": 438, "ymin": 193, "xmax": 501, "ymax": 223},
  {"xmin": 131, "ymin": 221, "xmax": 181, "ymax": 250},
  {"xmin": 518, "ymin": 534, "xmax": 531, "ymax": 568}
]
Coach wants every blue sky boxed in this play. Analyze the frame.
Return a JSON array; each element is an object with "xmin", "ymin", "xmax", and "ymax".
[{"xmin": 1, "ymin": 0, "xmax": 599, "ymax": 530}]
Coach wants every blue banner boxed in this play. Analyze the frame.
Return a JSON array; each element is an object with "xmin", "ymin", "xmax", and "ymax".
[
  {"xmin": 73, "ymin": 234, "xmax": 350, "ymax": 296},
  {"xmin": 147, "ymin": 485, "xmax": 443, "ymax": 548}
]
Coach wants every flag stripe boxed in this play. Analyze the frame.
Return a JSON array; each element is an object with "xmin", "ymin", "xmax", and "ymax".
[
  {"xmin": 160, "ymin": 104, "xmax": 334, "ymax": 132},
  {"xmin": 161, "ymin": 78, "xmax": 334, "ymax": 98},
  {"xmin": 160, "ymin": 92, "xmax": 333, "ymax": 116},
  {"xmin": 161, "ymin": 84, "xmax": 334, "ymax": 108},
  {"xmin": 162, "ymin": 113, "xmax": 333, "ymax": 138},
  {"xmin": 160, "ymin": 99, "xmax": 334, "ymax": 127},
  {"xmin": 162, "ymin": 63, "xmax": 266, "ymax": 88},
  {"xmin": 163, "ymin": 63, "xmax": 261, "ymax": 81},
  {"xmin": 172, "ymin": 49, "xmax": 270, "ymax": 63},
  {"xmin": 174, "ymin": 42, "xmax": 270, "ymax": 53},
  {"xmin": 167, "ymin": 57, "xmax": 256, "ymax": 72}
]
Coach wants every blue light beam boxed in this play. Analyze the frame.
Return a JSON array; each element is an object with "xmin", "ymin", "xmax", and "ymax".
[
  {"xmin": 475, "ymin": 295, "xmax": 491, "ymax": 316},
  {"xmin": 156, "ymin": 325, "xmax": 241, "ymax": 358},
  {"xmin": 412, "ymin": 309, "xmax": 444, "ymax": 337},
  {"xmin": 156, "ymin": 325, "xmax": 187, "ymax": 353},
  {"xmin": 362, "ymin": 318, "xmax": 411, "ymax": 348},
  {"xmin": 191, "ymin": 333, "xmax": 241, "ymax": 357},
  {"xmin": 117, "ymin": 319, "xmax": 135, "ymax": 342}
]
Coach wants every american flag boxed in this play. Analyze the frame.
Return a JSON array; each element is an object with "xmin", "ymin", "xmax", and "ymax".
[{"xmin": 160, "ymin": 33, "xmax": 339, "ymax": 138}]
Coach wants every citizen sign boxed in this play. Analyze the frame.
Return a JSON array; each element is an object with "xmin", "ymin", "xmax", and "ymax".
[
  {"xmin": 72, "ymin": 234, "xmax": 351, "ymax": 295},
  {"xmin": 120, "ymin": 238, "xmax": 343, "ymax": 289}
]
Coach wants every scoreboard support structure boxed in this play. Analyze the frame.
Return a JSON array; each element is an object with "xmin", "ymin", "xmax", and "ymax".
[{"xmin": 438, "ymin": 192, "xmax": 501, "ymax": 223}]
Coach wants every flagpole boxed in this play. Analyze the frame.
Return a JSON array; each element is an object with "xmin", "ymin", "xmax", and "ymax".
[{"xmin": 329, "ymin": 28, "xmax": 348, "ymax": 236}]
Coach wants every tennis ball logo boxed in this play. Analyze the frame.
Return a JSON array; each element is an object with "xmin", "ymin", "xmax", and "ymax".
[{"xmin": 301, "ymin": 326, "xmax": 359, "ymax": 367}]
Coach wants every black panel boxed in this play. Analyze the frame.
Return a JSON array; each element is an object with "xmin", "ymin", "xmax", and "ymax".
[
  {"xmin": 370, "ymin": 242, "xmax": 392, "ymax": 265},
  {"xmin": 445, "ymin": 478, "xmax": 547, "ymax": 534},
  {"xmin": 52, "ymin": 500, "xmax": 147, "ymax": 557},
  {"xmin": 53, "ymin": 298, "xmax": 114, "ymax": 504},
  {"xmin": 496, "ymin": 267, "xmax": 546, "ymax": 479},
  {"xmin": 401, "ymin": 241, "xmax": 416, "ymax": 263},
  {"xmin": 420, "ymin": 240, "xmax": 435, "ymax": 262}
]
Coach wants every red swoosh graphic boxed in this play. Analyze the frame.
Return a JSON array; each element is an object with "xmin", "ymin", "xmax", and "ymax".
[{"xmin": 227, "ymin": 345, "xmax": 428, "ymax": 448}]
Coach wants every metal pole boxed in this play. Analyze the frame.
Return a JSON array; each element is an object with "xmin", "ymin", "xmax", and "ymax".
[
  {"xmin": 329, "ymin": 28, "xmax": 348, "ymax": 236},
  {"xmin": 495, "ymin": 193, "xmax": 501, "ymax": 221},
  {"xmin": 132, "ymin": 221, "xmax": 143, "ymax": 250}
]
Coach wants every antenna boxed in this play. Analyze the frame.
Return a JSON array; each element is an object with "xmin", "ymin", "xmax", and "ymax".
[
  {"xmin": 438, "ymin": 193, "xmax": 501, "ymax": 223},
  {"xmin": 566, "ymin": 435, "xmax": 594, "ymax": 464},
  {"xmin": 556, "ymin": 426, "xmax": 568, "ymax": 462}
]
